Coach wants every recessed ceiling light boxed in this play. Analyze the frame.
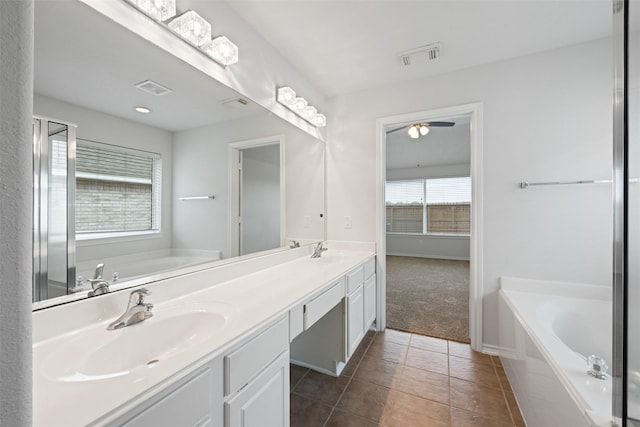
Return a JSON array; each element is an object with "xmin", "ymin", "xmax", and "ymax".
[{"xmin": 135, "ymin": 106, "xmax": 151, "ymax": 114}]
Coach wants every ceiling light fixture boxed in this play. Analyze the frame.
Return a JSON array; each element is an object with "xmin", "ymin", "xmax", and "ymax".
[
  {"xmin": 276, "ymin": 86, "xmax": 327, "ymax": 128},
  {"xmin": 135, "ymin": 106, "xmax": 152, "ymax": 113},
  {"xmin": 408, "ymin": 124, "xmax": 429, "ymax": 139}
]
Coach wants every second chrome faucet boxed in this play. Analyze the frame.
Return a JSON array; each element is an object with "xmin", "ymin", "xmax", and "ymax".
[{"xmin": 107, "ymin": 288, "xmax": 154, "ymax": 330}]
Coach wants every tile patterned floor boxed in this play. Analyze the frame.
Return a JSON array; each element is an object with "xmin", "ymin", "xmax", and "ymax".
[{"xmin": 290, "ymin": 329, "xmax": 525, "ymax": 427}]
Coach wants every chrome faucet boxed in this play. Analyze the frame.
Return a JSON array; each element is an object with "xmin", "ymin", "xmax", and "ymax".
[
  {"xmin": 311, "ymin": 241, "xmax": 328, "ymax": 258},
  {"xmin": 107, "ymin": 288, "xmax": 154, "ymax": 330},
  {"xmin": 88, "ymin": 263, "xmax": 110, "ymax": 297},
  {"xmin": 290, "ymin": 240, "xmax": 300, "ymax": 249}
]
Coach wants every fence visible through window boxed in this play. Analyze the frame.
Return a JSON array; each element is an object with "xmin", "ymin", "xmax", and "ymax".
[{"xmin": 386, "ymin": 177, "xmax": 471, "ymax": 235}]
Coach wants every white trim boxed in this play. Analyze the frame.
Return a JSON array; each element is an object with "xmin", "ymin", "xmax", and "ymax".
[
  {"xmin": 227, "ymin": 135, "xmax": 286, "ymax": 258},
  {"xmin": 375, "ymin": 102, "xmax": 484, "ymax": 350},
  {"xmin": 76, "ymin": 230, "xmax": 163, "ymax": 245},
  {"xmin": 480, "ymin": 343, "xmax": 516, "ymax": 359}
]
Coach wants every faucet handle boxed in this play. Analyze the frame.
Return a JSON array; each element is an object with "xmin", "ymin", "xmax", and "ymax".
[
  {"xmin": 129, "ymin": 288, "xmax": 151, "ymax": 306},
  {"xmin": 93, "ymin": 263, "xmax": 105, "ymax": 280}
]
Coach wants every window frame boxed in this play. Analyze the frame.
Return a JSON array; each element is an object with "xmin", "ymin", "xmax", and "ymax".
[
  {"xmin": 385, "ymin": 176, "xmax": 471, "ymax": 237},
  {"xmin": 74, "ymin": 138, "xmax": 162, "ymax": 241}
]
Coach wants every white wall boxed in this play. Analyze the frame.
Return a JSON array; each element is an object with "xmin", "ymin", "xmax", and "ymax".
[
  {"xmin": 0, "ymin": 1, "xmax": 33, "ymax": 424},
  {"xmin": 172, "ymin": 112, "xmax": 324, "ymax": 258},
  {"xmin": 241, "ymin": 145, "xmax": 281, "ymax": 255},
  {"xmin": 33, "ymin": 95, "xmax": 174, "ymax": 263},
  {"xmin": 326, "ymin": 38, "xmax": 613, "ymax": 347}
]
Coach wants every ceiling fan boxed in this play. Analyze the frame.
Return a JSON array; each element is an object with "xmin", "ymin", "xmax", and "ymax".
[{"xmin": 386, "ymin": 121, "xmax": 455, "ymax": 139}]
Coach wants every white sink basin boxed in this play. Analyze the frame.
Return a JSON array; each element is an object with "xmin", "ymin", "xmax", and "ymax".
[
  {"xmin": 311, "ymin": 252, "xmax": 351, "ymax": 264},
  {"xmin": 41, "ymin": 301, "xmax": 233, "ymax": 382}
]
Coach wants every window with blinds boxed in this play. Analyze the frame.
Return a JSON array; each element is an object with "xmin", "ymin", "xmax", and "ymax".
[
  {"xmin": 75, "ymin": 139, "xmax": 161, "ymax": 235},
  {"xmin": 386, "ymin": 177, "xmax": 471, "ymax": 235}
]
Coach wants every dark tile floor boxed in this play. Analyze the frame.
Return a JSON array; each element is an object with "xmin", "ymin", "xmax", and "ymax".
[{"xmin": 290, "ymin": 329, "xmax": 525, "ymax": 427}]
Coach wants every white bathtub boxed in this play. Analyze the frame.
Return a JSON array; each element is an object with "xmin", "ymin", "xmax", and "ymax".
[
  {"xmin": 499, "ymin": 277, "xmax": 613, "ymax": 427},
  {"xmin": 76, "ymin": 249, "xmax": 221, "ymax": 289}
]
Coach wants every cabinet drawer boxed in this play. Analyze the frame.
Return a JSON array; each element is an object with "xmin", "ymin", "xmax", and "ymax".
[
  {"xmin": 346, "ymin": 266, "xmax": 364, "ymax": 294},
  {"xmin": 364, "ymin": 257, "xmax": 376, "ymax": 279},
  {"xmin": 304, "ymin": 279, "xmax": 345, "ymax": 330},
  {"xmin": 122, "ymin": 368, "xmax": 211, "ymax": 427},
  {"xmin": 224, "ymin": 316, "xmax": 288, "ymax": 396}
]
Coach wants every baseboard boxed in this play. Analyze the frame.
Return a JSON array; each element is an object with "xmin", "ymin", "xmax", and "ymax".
[
  {"xmin": 481, "ymin": 343, "xmax": 517, "ymax": 359},
  {"xmin": 386, "ymin": 252, "xmax": 470, "ymax": 261}
]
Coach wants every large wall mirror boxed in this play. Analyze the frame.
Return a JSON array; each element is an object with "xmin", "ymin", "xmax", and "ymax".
[{"xmin": 32, "ymin": 0, "xmax": 325, "ymax": 308}]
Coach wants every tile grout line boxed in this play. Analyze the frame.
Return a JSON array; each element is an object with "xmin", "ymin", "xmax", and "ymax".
[{"xmin": 321, "ymin": 331, "xmax": 377, "ymax": 427}]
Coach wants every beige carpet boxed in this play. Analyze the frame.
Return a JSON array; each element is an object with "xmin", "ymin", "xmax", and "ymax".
[{"xmin": 386, "ymin": 255, "xmax": 470, "ymax": 343}]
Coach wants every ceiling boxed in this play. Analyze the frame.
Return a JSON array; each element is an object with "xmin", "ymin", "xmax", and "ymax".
[
  {"xmin": 225, "ymin": 0, "xmax": 612, "ymax": 97},
  {"xmin": 34, "ymin": 0, "xmax": 265, "ymax": 132},
  {"xmin": 386, "ymin": 117, "xmax": 470, "ymax": 170}
]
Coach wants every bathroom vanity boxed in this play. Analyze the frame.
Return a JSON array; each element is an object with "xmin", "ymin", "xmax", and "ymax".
[{"xmin": 32, "ymin": 244, "xmax": 376, "ymax": 426}]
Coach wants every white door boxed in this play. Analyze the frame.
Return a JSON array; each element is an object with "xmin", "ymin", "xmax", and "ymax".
[{"xmin": 228, "ymin": 136, "xmax": 285, "ymax": 258}]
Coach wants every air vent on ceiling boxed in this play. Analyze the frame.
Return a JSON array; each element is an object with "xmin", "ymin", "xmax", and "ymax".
[
  {"xmin": 135, "ymin": 79, "xmax": 173, "ymax": 96},
  {"xmin": 220, "ymin": 97, "xmax": 250, "ymax": 109},
  {"xmin": 398, "ymin": 42, "xmax": 441, "ymax": 66}
]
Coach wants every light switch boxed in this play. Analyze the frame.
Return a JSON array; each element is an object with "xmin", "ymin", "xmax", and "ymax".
[
  {"xmin": 304, "ymin": 215, "xmax": 312, "ymax": 228},
  {"xmin": 344, "ymin": 215, "xmax": 352, "ymax": 229}
]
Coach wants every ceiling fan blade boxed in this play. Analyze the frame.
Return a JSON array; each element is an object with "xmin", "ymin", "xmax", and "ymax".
[
  {"xmin": 386, "ymin": 125, "xmax": 408, "ymax": 134},
  {"xmin": 425, "ymin": 121, "xmax": 455, "ymax": 127}
]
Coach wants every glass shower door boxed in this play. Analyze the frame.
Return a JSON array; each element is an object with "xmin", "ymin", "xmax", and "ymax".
[
  {"xmin": 32, "ymin": 117, "xmax": 76, "ymax": 302},
  {"xmin": 627, "ymin": 0, "xmax": 640, "ymax": 424},
  {"xmin": 616, "ymin": 0, "xmax": 640, "ymax": 425}
]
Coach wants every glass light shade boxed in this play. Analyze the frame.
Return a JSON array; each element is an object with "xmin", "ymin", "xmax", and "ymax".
[
  {"xmin": 168, "ymin": 10, "xmax": 212, "ymax": 47},
  {"xmin": 303, "ymin": 106, "xmax": 317, "ymax": 121},
  {"xmin": 314, "ymin": 113, "xmax": 327, "ymax": 127},
  {"xmin": 419, "ymin": 125, "xmax": 429, "ymax": 136},
  {"xmin": 408, "ymin": 125, "xmax": 420, "ymax": 139},
  {"xmin": 203, "ymin": 36, "xmax": 239, "ymax": 66},
  {"xmin": 292, "ymin": 97, "xmax": 308, "ymax": 113},
  {"xmin": 277, "ymin": 87, "xmax": 296, "ymax": 106},
  {"xmin": 136, "ymin": 0, "xmax": 176, "ymax": 22}
]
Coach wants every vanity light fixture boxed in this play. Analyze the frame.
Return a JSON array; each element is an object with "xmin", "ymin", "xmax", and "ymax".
[
  {"xmin": 276, "ymin": 86, "xmax": 327, "ymax": 128},
  {"xmin": 168, "ymin": 10, "xmax": 212, "ymax": 47},
  {"xmin": 135, "ymin": 106, "xmax": 152, "ymax": 114},
  {"xmin": 202, "ymin": 36, "xmax": 239, "ymax": 66},
  {"xmin": 314, "ymin": 114, "xmax": 327, "ymax": 127},
  {"xmin": 123, "ymin": 1, "xmax": 240, "ymax": 68},
  {"xmin": 132, "ymin": 0, "xmax": 176, "ymax": 22},
  {"xmin": 277, "ymin": 87, "xmax": 296, "ymax": 106}
]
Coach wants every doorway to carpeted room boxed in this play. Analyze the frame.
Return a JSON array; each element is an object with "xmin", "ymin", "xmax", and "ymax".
[{"xmin": 386, "ymin": 255, "xmax": 470, "ymax": 343}]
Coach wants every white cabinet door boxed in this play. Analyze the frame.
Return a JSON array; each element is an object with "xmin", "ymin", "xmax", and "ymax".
[
  {"xmin": 118, "ymin": 367, "xmax": 216, "ymax": 427},
  {"xmin": 347, "ymin": 285, "xmax": 365, "ymax": 358},
  {"xmin": 225, "ymin": 351, "xmax": 290, "ymax": 427},
  {"xmin": 364, "ymin": 274, "xmax": 376, "ymax": 329}
]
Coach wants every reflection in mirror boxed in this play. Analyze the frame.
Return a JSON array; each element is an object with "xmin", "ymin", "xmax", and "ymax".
[{"xmin": 32, "ymin": 0, "xmax": 325, "ymax": 307}]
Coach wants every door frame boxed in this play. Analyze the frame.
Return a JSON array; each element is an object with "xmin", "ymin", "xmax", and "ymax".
[
  {"xmin": 375, "ymin": 102, "xmax": 484, "ymax": 350},
  {"xmin": 227, "ymin": 135, "xmax": 286, "ymax": 258}
]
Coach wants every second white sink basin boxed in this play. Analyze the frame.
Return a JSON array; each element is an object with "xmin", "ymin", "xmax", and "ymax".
[{"xmin": 41, "ymin": 301, "xmax": 233, "ymax": 382}]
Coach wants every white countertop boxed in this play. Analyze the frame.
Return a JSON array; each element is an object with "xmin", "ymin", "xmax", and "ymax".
[{"xmin": 33, "ymin": 246, "xmax": 375, "ymax": 426}]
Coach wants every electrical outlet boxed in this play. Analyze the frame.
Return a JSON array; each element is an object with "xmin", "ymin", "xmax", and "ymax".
[
  {"xmin": 344, "ymin": 215, "xmax": 352, "ymax": 229},
  {"xmin": 304, "ymin": 215, "xmax": 312, "ymax": 228}
]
